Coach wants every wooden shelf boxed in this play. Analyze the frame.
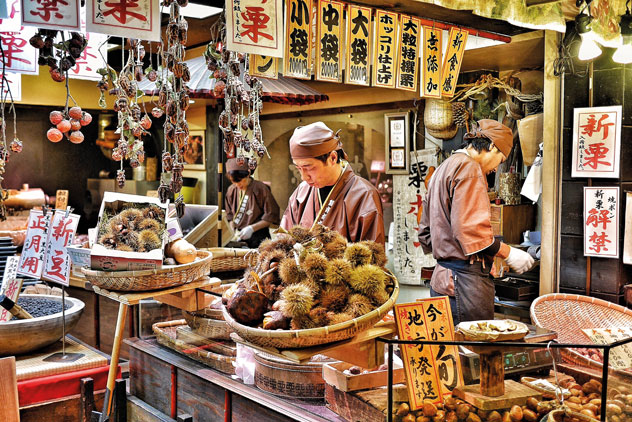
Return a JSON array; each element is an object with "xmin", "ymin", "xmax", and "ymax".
[{"xmin": 461, "ymin": 31, "xmax": 544, "ymax": 72}]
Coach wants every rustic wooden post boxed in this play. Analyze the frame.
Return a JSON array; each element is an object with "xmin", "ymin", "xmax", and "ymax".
[{"xmin": 80, "ymin": 377, "xmax": 95, "ymax": 422}]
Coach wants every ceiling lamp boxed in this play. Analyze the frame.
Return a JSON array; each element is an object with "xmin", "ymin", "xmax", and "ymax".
[
  {"xmin": 575, "ymin": 12, "xmax": 602, "ymax": 61},
  {"xmin": 613, "ymin": 5, "xmax": 632, "ymax": 64}
]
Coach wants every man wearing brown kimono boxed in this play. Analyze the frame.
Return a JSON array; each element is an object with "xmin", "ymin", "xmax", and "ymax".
[
  {"xmin": 225, "ymin": 158, "xmax": 280, "ymax": 248},
  {"xmin": 419, "ymin": 120, "xmax": 534, "ymax": 325},
  {"xmin": 281, "ymin": 122, "xmax": 385, "ymax": 244}
]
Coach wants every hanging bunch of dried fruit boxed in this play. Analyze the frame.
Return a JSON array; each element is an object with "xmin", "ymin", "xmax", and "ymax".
[
  {"xmin": 154, "ymin": 0, "xmax": 190, "ymax": 213},
  {"xmin": 207, "ymin": 17, "xmax": 267, "ymax": 170},
  {"xmin": 45, "ymin": 80, "xmax": 92, "ymax": 144},
  {"xmin": 30, "ymin": 30, "xmax": 88, "ymax": 83}
]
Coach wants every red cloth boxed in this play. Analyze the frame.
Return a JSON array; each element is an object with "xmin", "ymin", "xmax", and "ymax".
[{"xmin": 18, "ymin": 364, "xmax": 121, "ymax": 407}]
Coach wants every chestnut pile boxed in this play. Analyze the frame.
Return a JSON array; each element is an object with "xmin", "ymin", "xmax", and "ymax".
[{"xmin": 393, "ymin": 377, "xmax": 632, "ymax": 422}]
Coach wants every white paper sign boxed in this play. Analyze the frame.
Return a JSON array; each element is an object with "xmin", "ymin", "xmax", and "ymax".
[
  {"xmin": 18, "ymin": 209, "xmax": 53, "ymax": 279},
  {"xmin": 393, "ymin": 149, "xmax": 437, "ymax": 285},
  {"xmin": 1, "ymin": 71, "xmax": 21, "ymax": 101},
  {"xmin": 572, "ymin": 106, "xmax": 622, "ymax": 178},
  {"xmin": 20, "ymin": 0, "xmax": 80, "ymax": 31},
  {"xmin": 624, "ymin": 193, "xmax": 632, "ymax": 265},
  {"xmin": 42, "ymin": 210, "xmax": 80, "ymax": 286},
  {"xmin": 584, "ymin": 187, "xmax": 619, "ymax": 259},
  {"xmin": 226, "ymin": 0, "xmax": 284, "ymax": 57},
  {"xmin": 390, "ymin": 119, "xmax": 405, "ymax": 147},
  {"xmin": 583, "ymin": 328, "xmax": 632, "ymax": 370},
  {"xmin": 0, "ymin": 257, "xmax": 22, "ymax": 322},
  {"xmin": 68, "ymin": 20, "xmax": 108, "ymax": 81},
  {"xmin": 86, "ymin": 0, "xmax": 160, "ymax": 42},
  {"xmin": 0, "ymin": 26, "xmax": 38, "ymax": 75},
  {"xmin": 0, "ymin": 0, "xmax": 21, "ymax": 31}
]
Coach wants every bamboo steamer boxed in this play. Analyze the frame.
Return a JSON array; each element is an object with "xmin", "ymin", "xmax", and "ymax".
[
  {"xmin": 424, "ymin": 98, "xmax": 458, "ymax": 140},
  {"xmin": 254, "ymin": 352, "xmax": 335, "ymax": 399}
]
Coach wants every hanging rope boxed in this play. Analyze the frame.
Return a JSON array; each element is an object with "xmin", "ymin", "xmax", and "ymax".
[{"xmin": 451, "ymin": 74, "xmax": 543, "ymax": 104}]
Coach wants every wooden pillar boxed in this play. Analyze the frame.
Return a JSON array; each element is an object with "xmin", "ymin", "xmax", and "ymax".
[
  {"xmin": 479, "ymin": 350, "xmax": 505, "ymax": 397},
  {"xmin": 540, "ymin": 30, "xmax": 563, "ymax": 295}
]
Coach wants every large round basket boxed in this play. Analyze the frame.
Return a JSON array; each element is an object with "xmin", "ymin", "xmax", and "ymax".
[
  {"xmin": 203, "ymin": 247, "xmax": 253, "ymax": 273},
  {"xmin": 81, "ymin": 250, "xmax": 212, "ymax": 291},
  {"xmin": 222, "ymin": 276, "xmax": 399, "ymax": 349},
  {"xmin": 183, "ymin": 310, "xmax": 232, "ymax": 340},
  {"xmin": 530, "ymin": 293, "xmax": 632, "ymax": 373}
]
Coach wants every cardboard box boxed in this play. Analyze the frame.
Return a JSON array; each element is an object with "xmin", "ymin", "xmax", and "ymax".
[{"xmin": 90, "ymin": 192, "xmax": 168, "ymax": 271}]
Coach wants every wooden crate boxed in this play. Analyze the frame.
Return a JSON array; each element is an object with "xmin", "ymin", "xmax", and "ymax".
[
  {"xmin": 490, "ymin": 204, "xmax": 535, "ymax": 245},
  {"xmin": 322, "ymin": 362, "xmax": 405, "ymax": 392}
]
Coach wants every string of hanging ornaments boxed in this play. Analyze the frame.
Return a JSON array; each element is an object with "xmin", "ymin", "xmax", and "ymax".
[
  {"xmin": 94, "ymin": 0, "xmax": 190, "ymax": 218},
  {"xmin": 205, "ymin": 15, "xmax": 267, "ymax": 170}
]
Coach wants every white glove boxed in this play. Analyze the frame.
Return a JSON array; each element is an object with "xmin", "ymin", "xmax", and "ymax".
[
  {"xmin": 239, "ymin": 225, "xmax": 254, "ymax": 240},
  {"xmin": 505, "ymin": 246, "xmax": 535, "ymax": 274}
]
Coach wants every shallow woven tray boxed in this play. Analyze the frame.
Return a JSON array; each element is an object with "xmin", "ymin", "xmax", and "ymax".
[
  {"xmin": 530, "ymin": 293, "xmax": 632, "ymax": 344},
  {"xmin": 183, "ymin": 310, "xmax": 232, "ymax": 340},
  {"xmin": 531, "ymin": 293, "xmax": 632, "ymax": 375},
  {"xmin": 81, "ymin": 250, "xmax": 212, "ymax": 291},
  {"xmin": 153, "ymin": 319, "xmax": 235, "ymax": 375},
  {"xmin": 222, "ymin": 275, "xmax": 399, "ymax": 349},
  {"xmin": 203, "ymin": 248, "xmax": 253, "ymax": 273}
]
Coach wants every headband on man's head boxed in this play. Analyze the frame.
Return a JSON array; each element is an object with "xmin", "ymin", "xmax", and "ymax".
[
  {"xmin": 463, "ymin": 119, "xmax": 513, "ymax": 157},
  {"xmin": 289, "ymin": 122, "xmax": 344, "ymax": 159}
]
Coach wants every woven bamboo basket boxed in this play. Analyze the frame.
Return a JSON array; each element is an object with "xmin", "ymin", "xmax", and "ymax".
[
  {"xmin": 530, "ymin": 293, "xmax": 632, "ymax": 372},
  {"xmin": 153, "ymin": 319, "xmax": 235, "ymax": 375},
  {"xmin": 183, "ymin": 310, "xmax": 232, "ymax": 340},
  {"xmin": 81, "ymin": 250, "xmax": 212, "ymax": 291},
  {"xmin": 203, "ymin": 247, "xmax": 253, "ymax": 273},
  {"xmin": 222, "ymin": 275, "xmax": 399, "ymax": 349},
  {"xmin": 424, "ymin": 98, "xmax": 458, "ymax": 140}
]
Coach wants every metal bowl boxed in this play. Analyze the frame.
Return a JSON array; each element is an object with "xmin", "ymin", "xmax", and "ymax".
[{"xmin": 0, "ymin": 294, "xmax": 85, "ymax": 356}]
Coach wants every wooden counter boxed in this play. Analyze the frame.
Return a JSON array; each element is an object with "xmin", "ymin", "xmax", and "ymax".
[{"xmin": 126, "ymin": 337, "xmax": 348, "ymax": 422}]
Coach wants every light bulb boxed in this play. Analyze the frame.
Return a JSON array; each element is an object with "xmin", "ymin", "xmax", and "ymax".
[
  {"xmin": 613, "ymin": 42, "xmax": 632, "ymax": 63},
  {"xmin": 578, "ymin": 33, "xmax": 602, "ymax": 61}
]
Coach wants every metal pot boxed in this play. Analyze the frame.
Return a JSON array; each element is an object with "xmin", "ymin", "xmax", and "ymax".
[{"xmin": 0, "ymin": 294, "xmax": 85, "ymax": 356}]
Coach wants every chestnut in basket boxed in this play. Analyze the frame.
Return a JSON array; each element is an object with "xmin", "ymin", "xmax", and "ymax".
[{"xmin": 227, "ymin": 288, "xmax": 268, "ymax": 326}]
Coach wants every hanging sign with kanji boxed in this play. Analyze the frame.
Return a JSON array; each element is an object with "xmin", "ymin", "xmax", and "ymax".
[
  {"xmin": 20, "ymin": 0, "xmax": 80, "ymax": 31},
  {"xmin": 249, "ymin": 54, "xmax": 278, "ymax": 79},
  {"xmin": 1, "ymin": 71, "xmax": 21, "ymax": 101},
  {"xmin": 584, "ymin": 186, "xmax": 619, "ymax": 259},
  {"xmin": 373, "ymin": 10, "xmax": 398, "ymax": 89},
  {"xmin": 226, "ymin": 0, "xmax": 284, "ymax": 58},
  {"xmin": 396, "ymin": 15, "xmax": 420, "ymax": 92},
  {"xmin": 284, "ymin": 0, "xmax": 311, "ymax": 79},
  {"xmin": 18, "ymin": 209, "xmax": 53, "ymax": 279},
  {"xmin": 422, "ymin": 26, "xmax": 442, "ymax": 98},
  {"xmin": 0, "ymin": 257, "xmax": 22, "ymax": 322},
  {"xmin": 345, "ymin": 4, "xmax": 371, "ymax": 86},
  {"xmin": 393, "ymin": 148, "xmax": 437, "ymax": 285},
  {"xmin": 68, "ymin": 20, "xmax": 107, "ymax": 81},
  {"xmin": 624, "ymin": 192, "xmax": 632, "ymax": 265},
  {"xmin": 86, "ymin": 0, "xmax": 160, "ymax": 42},
  {"xmin": 0, "ymin": 0, "xmax": 21, "ymax": 32},
  {"xmin": 42, "ymin": 210, "xmax": 80, "ymax": 286},
  {"xmin": 315, "ymin": 0, "xmax": 343, "ymax": 83},
  {"xmin": 440, "ymin": 27, "xmax": 468, "ymax": 98},
  {"xmin": 395, "ymin": 297, "xmax": 463, "ymax": 409},
  {"xmin": 572, "ymin": 106, "xmax": 621, "ymax": 178},
  {"xmin": 0, "ymin": 26, "xmax": 38, "ymax": 74}
]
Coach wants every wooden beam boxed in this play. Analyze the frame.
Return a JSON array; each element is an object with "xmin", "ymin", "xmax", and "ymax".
[
  {"xmin": 540, "ymin": 30, "xmax": 563, "ymax": 295},
  {"xmin": 260, "ymin": 101, "xmax": 416, "ymax": 121}
]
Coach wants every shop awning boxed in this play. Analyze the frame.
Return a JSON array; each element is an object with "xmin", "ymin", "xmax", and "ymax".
[{"xmin": 138, "ymin": 55, "xmax": 328, "ymax": 106}]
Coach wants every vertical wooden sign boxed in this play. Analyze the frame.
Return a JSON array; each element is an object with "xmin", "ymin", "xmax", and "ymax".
[
  {"xmin": 284, "ymin": 0, "xmax": 312, "ymax": 79},
  {"xmin": 0, "ymin": 257, "xmax": 22, "ymax": 322},
  {"xmin": 42, "ymin": 210, "xmax": 80, "ymax": 286},
  {"xmin": 373, "ymin": 10, "xmax": 398, "ymax": 89},
  {"xmin": 440, "ymin": 27, "xmax": 468, "ymax": 98},
  {"xmin": 18, "ymin": 209, "xmax": 53, "ymax": 279},
  {"xmin": 55, "ymin": 189, "xmax": 69, "ymax": 210},
  {"xmin": 396, "ymin": 15, "xmax": 420, "ymax": 92},
  {"xmin": 345, "ymin": 5, "xmax": 372, "ymax": 86},
  {"xmin": 315, "ymin": 0, "xmax": 343, "ymax": 82},
  {"xmin": 249, "ymin": 54, "xmax": 278, "ymax": 79},
  {"xmin": 422, "ymin": 26, "xmax": 442, "ymax": 98},
  {"xmin": 395, "ymin": 297, "xmax": 463, "ymax": 409}
]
